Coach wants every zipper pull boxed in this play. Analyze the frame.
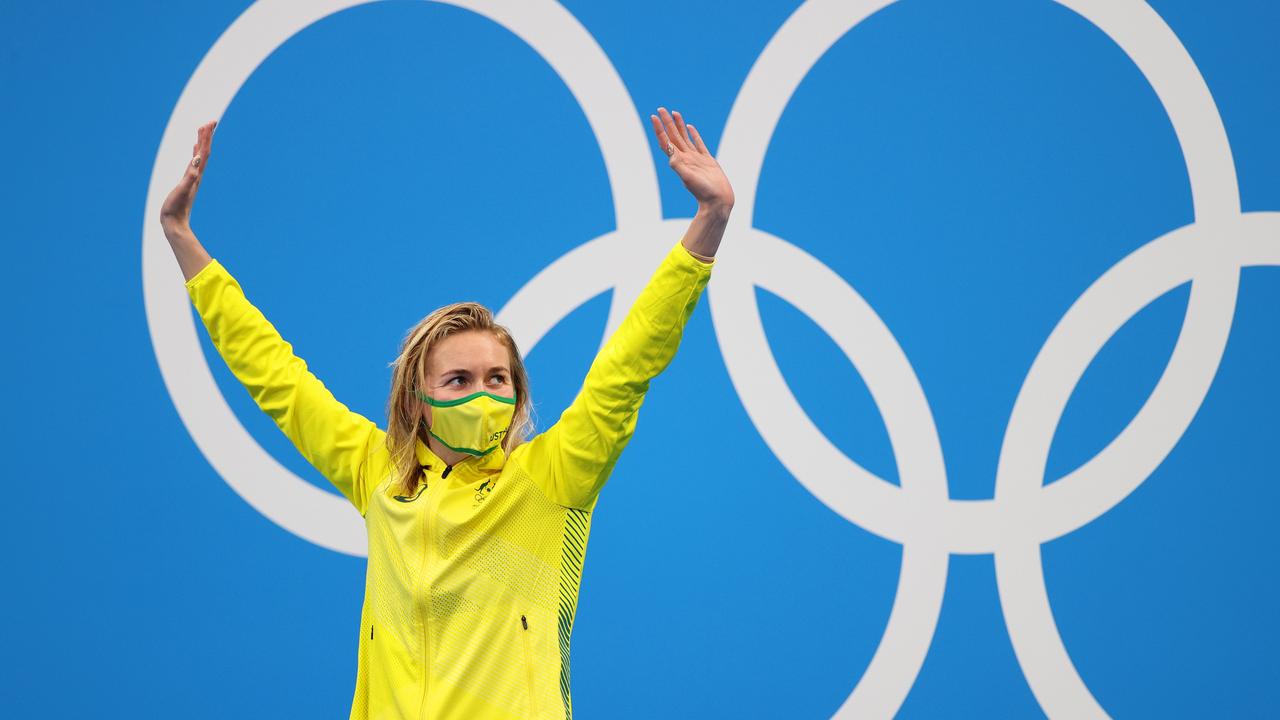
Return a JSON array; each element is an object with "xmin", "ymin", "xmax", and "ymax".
[
  {"xmin": 521, "ymin": 615, "xmax": 528, "ymax": 630},
  {"xmin": 442, "ymin": 464, "xmax": 453, "ymax": 479}
]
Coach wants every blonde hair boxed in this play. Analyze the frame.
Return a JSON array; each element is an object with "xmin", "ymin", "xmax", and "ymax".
[{"xmin": 386, "ymin": 302, "xmax": 533, "ymax": 496}]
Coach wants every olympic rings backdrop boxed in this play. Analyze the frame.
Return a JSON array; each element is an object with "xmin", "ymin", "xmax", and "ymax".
[{"xmin": 4, "ymin": 1, "xmax": 1278, "ymax": 717}]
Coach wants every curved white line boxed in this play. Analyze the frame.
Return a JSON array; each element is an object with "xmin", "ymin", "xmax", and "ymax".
[{"xmin": 144, "ymin": 0, "xmax": 656, "ymax": 555}]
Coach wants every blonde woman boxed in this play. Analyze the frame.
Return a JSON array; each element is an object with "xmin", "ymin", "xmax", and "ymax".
[{"xmin": 159, "ymin": 108, "xmax": 733, "ymax": 720}]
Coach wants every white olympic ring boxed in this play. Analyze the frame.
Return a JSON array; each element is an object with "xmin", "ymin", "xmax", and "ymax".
[{"xmin": 141, "ymin": 1, "xmax": 1280, "ymax": 718}]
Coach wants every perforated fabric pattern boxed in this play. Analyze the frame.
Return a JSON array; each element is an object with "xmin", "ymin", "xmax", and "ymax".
[{"xmin": 428, "ymin": 464, "xmax": 567, "ymax": 716}]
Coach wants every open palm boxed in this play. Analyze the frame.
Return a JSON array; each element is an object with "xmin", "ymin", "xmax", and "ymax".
[
  {"xmin": 160, "ymin": 120, "xmax": 217, "ymax": 238},
  {"xmin": 650, "ymin": 108, "xmax": 734, "ymax": 210}
]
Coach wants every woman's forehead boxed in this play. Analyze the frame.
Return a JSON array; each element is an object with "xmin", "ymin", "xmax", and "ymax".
[{"xmin": 428, "ymin": 330, "xmax": 510, "ymax": 372}]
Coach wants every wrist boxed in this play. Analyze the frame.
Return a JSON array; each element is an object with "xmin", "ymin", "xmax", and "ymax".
[
  {"xmin": 696, "ymin": 199, "xmax": 733, "ymax": 222},
  {"xmin": 161, "ymin": 220, "xmax": 194, "ymax": 244}
]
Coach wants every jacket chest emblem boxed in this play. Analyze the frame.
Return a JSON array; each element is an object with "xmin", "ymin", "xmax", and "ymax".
[{"xmin": 474, "ymin": 478, "xmax": 498, "ymax": 507}]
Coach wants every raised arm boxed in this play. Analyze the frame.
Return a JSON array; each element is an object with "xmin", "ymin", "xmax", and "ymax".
[
  {"xmin": 161, "ymin": 122, "xmax": 384, "ymax": 515},
  {"xmin": 513, "ymin": 108, "xmax": 734, "ymax": 509}
]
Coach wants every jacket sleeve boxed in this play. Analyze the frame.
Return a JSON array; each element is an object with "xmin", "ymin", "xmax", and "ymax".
[
  {"xmin": 185, "ymin": 260, "xmax": 384, "ymax": 515},
  {"xmin": 514, "ymin": 242, "xmax": 713, "ymax": 509}
]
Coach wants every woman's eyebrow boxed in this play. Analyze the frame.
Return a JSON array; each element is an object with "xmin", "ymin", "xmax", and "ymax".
[{"xmin": 438, "ymin": 366, "xmax": 509, "ymax": 377}]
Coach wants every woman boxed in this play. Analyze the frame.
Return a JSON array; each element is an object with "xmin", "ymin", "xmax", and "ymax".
[{"xmin": 159, "ymin": 108, "xmax": 733, "ymax": 720}]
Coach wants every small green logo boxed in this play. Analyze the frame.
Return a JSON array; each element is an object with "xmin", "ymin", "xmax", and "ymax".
[
  {"xmin": 474, "ymin": 478, "xmax": 497, "ymax": 505},
  {"xmin": 394, "ymin": 484, "xmax": 427, "ymax": 503}
]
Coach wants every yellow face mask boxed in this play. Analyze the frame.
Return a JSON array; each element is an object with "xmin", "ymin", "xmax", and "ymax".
[{"xmin": 416, "ymin": 390, "xmax": 516, "ymax": 457}]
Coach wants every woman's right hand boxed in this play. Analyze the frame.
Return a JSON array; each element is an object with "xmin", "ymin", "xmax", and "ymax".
[{"xmin": 160, "ymin": 120, "xmax": 217, "ymax": 242}]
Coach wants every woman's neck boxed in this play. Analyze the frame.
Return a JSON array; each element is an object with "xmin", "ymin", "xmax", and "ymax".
[{"xmin": 427, "ymin": 435, "xmax": 471, "ymax": 469}]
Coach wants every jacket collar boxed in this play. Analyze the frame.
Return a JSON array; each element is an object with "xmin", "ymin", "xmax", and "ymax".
[{"xmin": 414, "ymin": 437, "xmax": 506, "ymax": 483}]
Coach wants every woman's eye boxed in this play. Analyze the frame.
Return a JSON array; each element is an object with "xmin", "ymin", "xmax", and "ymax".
[
  {"xmin": 489, "ymin": 374, "xmax": 508, "ymax": 385},
  {"xmin": 447, "ymin": 376, "xmax": 466, "ymax": 386}
]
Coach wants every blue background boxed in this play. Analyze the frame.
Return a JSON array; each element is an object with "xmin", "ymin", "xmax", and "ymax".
[{"xmin": 3, "ymin": 0, "xmax": 1277, "ymax": 717}]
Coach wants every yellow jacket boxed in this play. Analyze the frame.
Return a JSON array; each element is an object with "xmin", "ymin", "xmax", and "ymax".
[{"xmin": 186, "ymin": 242, "xmax": 714, "ymax": 719}]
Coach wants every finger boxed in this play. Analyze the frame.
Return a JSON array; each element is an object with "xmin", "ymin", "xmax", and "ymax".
[
  {"xmin": 199, "ymin": 122, "xmax": 213, "ymax": 159},
  {"xmin": 192, "ymin": 121, "xmax": 216, "ymax": 174},
  {"xmin": 189, "ymin": 128, "xmax": 205, "ymax": 173},
  {"xmin": 660, "ymin": 107, "xmax": 687, "ymax": 151},
  {"xmin": 657, "ymin": 107, "xmax": 689, "ymax": 152},
  {"xmin": 672, "ymin": 110, "xmax": 693, "ymax": 148},
  {"xmin": 649, "ymin": 114, "xmax": 674, "ymax": 157},
  {"xmin": 649, "ymin": 114, "xmax": 666, "ymax": 143},
  {"xmin": 686, "ymin": 123, "xmax": 710, "ymax": 155},
  {"xmin": 202, "ymin": 120, "xmax": 217, "ymax": 156}
]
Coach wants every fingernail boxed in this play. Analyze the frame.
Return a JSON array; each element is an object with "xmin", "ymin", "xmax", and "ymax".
[{"xmin": 192, "ymin": 156, "xmax": 201, "ymax": 167}]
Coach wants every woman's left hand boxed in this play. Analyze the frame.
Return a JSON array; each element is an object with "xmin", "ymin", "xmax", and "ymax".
[{"xmin": 650, "ymin": 108, "xmax": 735, "ymax": 213}]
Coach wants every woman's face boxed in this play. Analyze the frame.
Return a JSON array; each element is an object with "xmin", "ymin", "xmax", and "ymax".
[{"xmin": 421, "ymin": 330, "xmax": 514, "ymax": 425}]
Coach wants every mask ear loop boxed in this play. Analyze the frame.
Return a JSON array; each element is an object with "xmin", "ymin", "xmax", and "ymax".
[{"xmin": 413, "ymin": 388, "xmax": 438, "ymax": 427}]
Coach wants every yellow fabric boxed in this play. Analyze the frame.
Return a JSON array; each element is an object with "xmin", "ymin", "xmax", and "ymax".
[
  {"xmin": 421, "ymin": 391, "xmax": 516, "ymax": 457},
  {"xmin": 185, "ymin": 242, "xmax": 713, "ymax": 719}
]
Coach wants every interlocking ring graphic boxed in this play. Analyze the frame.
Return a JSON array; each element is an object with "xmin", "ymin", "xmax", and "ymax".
[{"xmin": 142, "ymin": 0, "xmax": 1280, "ymax": 717}]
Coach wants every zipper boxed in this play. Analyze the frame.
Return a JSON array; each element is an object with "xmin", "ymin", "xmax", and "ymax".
[
  {"xmin": 416, "ymin": 482, "xmax": 438, "ymax": 719},
  {"xmin": 520, "ymin": 614, "xmax": 539, "ymax": 718}
]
